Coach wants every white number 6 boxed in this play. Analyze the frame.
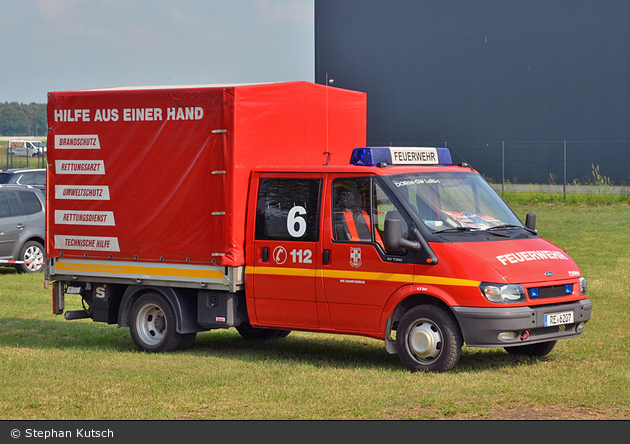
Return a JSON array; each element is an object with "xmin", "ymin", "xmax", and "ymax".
[{"xmin": 287, "ymin": 206, "xmax": 307, "ymax": 238}]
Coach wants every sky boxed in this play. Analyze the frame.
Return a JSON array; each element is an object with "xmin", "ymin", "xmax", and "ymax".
[{"xmin": 0, "ymin": 0, "xmax": 315, "ymax": 104}]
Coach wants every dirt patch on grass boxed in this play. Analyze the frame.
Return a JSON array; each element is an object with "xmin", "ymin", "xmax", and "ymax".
[
  {"xmin": 387, "ymin": 402, "xmax": 629, "ymax": 420},
  {"xmin": 466, "ymin": 403, "xmax": 629, "ymax": 420}
]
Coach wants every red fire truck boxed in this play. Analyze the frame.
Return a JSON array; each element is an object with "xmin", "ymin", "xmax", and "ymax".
[{"xmin": 46, "ymin": 81, "xmax": 591, "ymax": 372}]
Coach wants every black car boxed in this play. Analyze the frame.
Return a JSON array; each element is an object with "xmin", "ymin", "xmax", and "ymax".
[{"xmin": 0, "ymin": 168, "xmax": 46, "ymax": 195}]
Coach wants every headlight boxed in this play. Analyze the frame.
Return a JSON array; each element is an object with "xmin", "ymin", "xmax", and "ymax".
[
  {"xmin": 479, "ymin": 283, "xmax": 526, "ymax": 303},
  {"xmin": 579, "ymin": 276, "xmax": 587, "ymax": 296}
]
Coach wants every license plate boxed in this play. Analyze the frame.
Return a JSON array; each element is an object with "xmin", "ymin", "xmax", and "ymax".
[{"xmin": 544, "ymin": 310, "xmax": 574, "ymax": 327}]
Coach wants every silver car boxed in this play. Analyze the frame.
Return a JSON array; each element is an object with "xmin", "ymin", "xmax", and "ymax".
[
  {"xmin": 0, "ymin": 168, "xmax": 47, "ymax": 195},
  {"xmin": 0, "ymin": 185, "xmax": 45, "ymax": 273}
]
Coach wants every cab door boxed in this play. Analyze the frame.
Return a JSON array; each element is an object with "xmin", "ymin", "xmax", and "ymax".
[
  {"xmin": 321, "ymin": 175, "xmax": 416, "ymax": 334},
  {"xmin": 250, "ymin": 173, "xmax": 322, "ymax": 328}
]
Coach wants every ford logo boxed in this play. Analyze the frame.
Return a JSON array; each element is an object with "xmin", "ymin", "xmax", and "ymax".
[{"xmin": 545, "ymin": 271, "xmax": 553, "ymax": 277}]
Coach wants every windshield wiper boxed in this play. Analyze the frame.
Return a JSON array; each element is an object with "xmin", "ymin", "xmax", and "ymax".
[
  {"xmin": 487, "ymin": 224, "xmax": 537, "ymax": 235},
  {"xmin": 433, "ymin": 226, "xmax": 478, "ymax": 234},
  {"xmin": 434, "ymin": 226, "xmax": 514, "ymax": 237}
]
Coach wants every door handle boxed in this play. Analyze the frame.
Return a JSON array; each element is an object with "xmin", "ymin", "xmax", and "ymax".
[
  {"xmin": 323, "ymin": 249, "xmax": 330, "ymax": 265},
  {"xmin": 262, "ymin": 247, "xmax": 269, "ymax": 262},
  {"xmin": 16, "ymin": 223, "xmax": 25, "ymax": 230}
]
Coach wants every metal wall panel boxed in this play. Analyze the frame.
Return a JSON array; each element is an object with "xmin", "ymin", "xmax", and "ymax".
[{"xmin": 315, "ymin": 0, "xmax": 630, "ymax": 184}]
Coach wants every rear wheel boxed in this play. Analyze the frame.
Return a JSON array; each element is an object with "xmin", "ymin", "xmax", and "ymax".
[
  {"xmin": 17, "ymin": 241, "xmax": 44, "ymax": 273},
  {"xmin": 176, "ymin": 333, "xmax": 197, "ymax": 351},
  {"xmin": 396, "ymin": 305, "xmax": 462, "ymax": 372},
  {"xmin": 236, "ymin": 322, "xmax": 290, "ymax": 340},
  {"xmin": 130, "ymin": 293, "xmax": 182, "ymax": 352},
  {"xmin": 504, "ymin": 340, "xmax": 557, "ymax": 357}
]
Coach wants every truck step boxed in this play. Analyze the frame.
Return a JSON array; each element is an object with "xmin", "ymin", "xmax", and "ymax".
[{"xmin": 64, "ymin": 310, "xmax": 92, "ymax": 320}]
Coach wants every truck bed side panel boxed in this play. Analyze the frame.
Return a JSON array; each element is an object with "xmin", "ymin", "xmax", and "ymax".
[{"xmin": 46, "ymin": 82, "xmax": 366, "ymax": 269}]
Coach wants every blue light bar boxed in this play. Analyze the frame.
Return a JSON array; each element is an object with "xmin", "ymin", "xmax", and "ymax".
[{"xmin": 350, "ymin": 147, "xmax": 453, "ymax": 166}]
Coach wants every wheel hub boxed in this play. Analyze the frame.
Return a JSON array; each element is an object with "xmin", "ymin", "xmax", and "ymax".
[
  {"xmin": 409, "ymin": 321, "xmax": 442, "ymax": 361},
  {"xmin": 24, "ymin": 246, "xmax": 43, "ymax": 272},
  {"xmin": 136, "ymin": 304, "xmax": 166, "ymax": 345}
]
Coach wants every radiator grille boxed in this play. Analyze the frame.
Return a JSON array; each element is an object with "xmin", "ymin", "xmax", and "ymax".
[
  {"xmin": 528, "ymin": 284, "xmax": 573, "ymax": 299},
  {"xmin": 529, "ymin": 324, "xmax": 575, "ymax": 337}
]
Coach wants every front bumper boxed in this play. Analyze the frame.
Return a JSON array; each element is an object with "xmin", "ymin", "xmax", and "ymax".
[{"xmin": 451, "ymin": 299, "xmax": 592, "ymax": 347}]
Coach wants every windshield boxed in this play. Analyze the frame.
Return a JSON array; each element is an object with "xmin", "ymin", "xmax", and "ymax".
[
  {"xmin": 32, "ymin": 142, "xmax": 46, "ymax": 148},
  {"xmin": 390, "ymin": 171, "xmax": 523, "ymax": 232}
]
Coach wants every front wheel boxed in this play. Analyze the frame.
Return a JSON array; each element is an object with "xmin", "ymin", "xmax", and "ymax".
[
  {"xmin": 504, "ymin": 340, "xmax": 557, "ymax": 357},
  {"xmin": 130, "ymin": 293, "xmax": 182, "ymax": 352},
  {"xmin": 17, "ymin": 241, "xmax": 44, "ymax": 273},
  {"xmin": 396, "ymin": 305, "xmax": 463, "ymax": 372}
]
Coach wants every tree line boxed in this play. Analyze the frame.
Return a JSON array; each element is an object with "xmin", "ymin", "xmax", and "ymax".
[{"xmin": 0, "ymin": 102, "xmax": 47, "ymax": 137}]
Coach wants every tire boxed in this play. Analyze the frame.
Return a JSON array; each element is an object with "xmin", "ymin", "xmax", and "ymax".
[
  {"xmin": 129, "ymin": 293, "xmax": 182, "ymax": 352},
  {"xmin": 505, "ymin": 340, "xmax": 557, "ymax": 357},
  {"xmin": 17, "ymin": 240, "xmax": 44, "ymax": 273},
  {"xmin": 236, "ymin": 322, "xmax": 289, "ymax": 340},
  {"xmin": 396, "ymin": 305, "xmax": 463, "ymax": 372},
  {"xmin": 275, "ymin": 330, "xmax": 291, "ymax": 339},
  {"xmin": 176, "ymin": 333, "xmax": 197, "ymax": 351}
]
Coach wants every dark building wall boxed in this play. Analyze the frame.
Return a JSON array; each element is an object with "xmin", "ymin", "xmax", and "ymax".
[{"xmin": 315, "ymin": 0, "xmax": 630, "ymax": 184}]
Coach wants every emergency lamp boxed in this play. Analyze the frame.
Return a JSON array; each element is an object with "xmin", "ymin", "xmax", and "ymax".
[
  {"xmin": 529, "ymin": 284, "xmax": 574, "ymax": 299},
  {"xmin": 350, "ymin": 147, "xmax": 453, "ymax": 167}
]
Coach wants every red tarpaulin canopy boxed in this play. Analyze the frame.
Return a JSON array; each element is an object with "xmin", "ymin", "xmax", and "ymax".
[{"xmin": 46, "ymin": 81, "xmax": 367, "ymax": 266}]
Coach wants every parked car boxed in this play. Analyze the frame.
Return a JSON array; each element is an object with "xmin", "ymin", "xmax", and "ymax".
[
  {"xmin": 0, "ymin": 168, "xmax": 46, "ymax": 195},
  {"xmin": 0, "ymin": 185, "xmax": 45, "ymax": 273}
]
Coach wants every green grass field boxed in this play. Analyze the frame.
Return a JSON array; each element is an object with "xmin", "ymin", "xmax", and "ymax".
[{"xmin": 0, "ymin": 199, "xmax": 628, "ymax": 420}]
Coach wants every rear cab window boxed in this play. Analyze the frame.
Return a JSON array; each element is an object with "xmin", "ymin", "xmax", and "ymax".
[{"xmin": 255, "ymin": 177, "xmax": 321, "ymax": 242}]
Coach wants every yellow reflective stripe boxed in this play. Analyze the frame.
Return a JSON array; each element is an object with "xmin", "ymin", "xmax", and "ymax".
[
  {"xmin": 246, "ymin": 266, "xmax": 479, "ymax": 287},
  {"xmin": 56, "ymin": 262, "xmax": 224, "ymax": 280},
  {"xmin": 246, "ymin": 266, "xmax": 318, "ymax": 278},
  {"xmin": 413, "ymin": 276, "xmax": 480, "ymax": 287}
]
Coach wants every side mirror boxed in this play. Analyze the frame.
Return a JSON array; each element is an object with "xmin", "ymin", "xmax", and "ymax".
[
  {"xmin": 384, "ymin": 216, "xmax": 421, "ymax": 251},
  {"xmin": 525, "ymin": 213, "xmax": 536, "ymax": 231}
]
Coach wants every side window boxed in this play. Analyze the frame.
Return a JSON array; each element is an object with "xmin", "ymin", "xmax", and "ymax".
[
  {"xmin": 6, "ymin": 191, "xmax": 23, "ymax": 216},
  {"xmin": 0, "ymin": 192, "xmax": 10, "ymax": 218},
  {"xmin": 332, "ymin": 177, "xmax": 409, "ymax": 255},
  {"xmin": 332, "ymin": 177, "xmax": 372, "ymax": 242},
  {"xmin": 35, "ymin": 172, "xmax": 46, "ymax": 185},
  {"xmin": 18, "ymin": 191, "xmax": 42, "ymax": 215},
  {"xmin": 255, "ymin": 178, "xmax": 321, "ymax": 242},
  {"xmin": 374, "ymin": 181, "xmax": 408, "ymax": 235},
  {"xmin": 374, "ymin": 181, "xmax": 409, "ymax": 255},
  {"xmin": 17, "ymin": 173, "xmax": 35, "ymax": 185}
]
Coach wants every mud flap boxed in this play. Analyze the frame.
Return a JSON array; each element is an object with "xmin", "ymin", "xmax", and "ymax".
[{"xmin": 385, "ymin": 318, "xmax": 398, "ymax": 354}]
